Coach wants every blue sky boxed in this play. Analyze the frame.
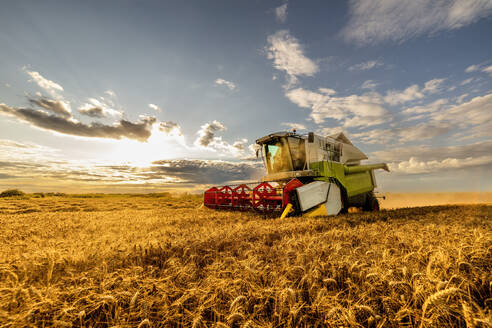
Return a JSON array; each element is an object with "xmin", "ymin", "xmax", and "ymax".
[{"xmin": 0, "ymin": 0, "xmax": 491, "ymax": 193}]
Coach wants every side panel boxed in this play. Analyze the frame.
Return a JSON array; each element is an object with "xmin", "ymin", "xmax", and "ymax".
[
  {"xmin": 309, "ymin": 161, "xmax": 375, "ymax": 198},
  {"xmin": 344, "ymin": 171, "xmax": 374, "ymax": 197}
]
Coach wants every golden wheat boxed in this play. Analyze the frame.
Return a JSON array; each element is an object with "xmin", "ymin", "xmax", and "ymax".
[{"xmin": 0, "ymin": 194, "xmax": 490, "ymax": 327}]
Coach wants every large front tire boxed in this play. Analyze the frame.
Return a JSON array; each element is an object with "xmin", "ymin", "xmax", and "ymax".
[{"xmin": 363, "ymin": 193, "xmax": 380, "ymax": 212}]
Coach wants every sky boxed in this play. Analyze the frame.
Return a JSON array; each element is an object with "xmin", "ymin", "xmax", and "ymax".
[{"xmin": 0, "ymin": 0, "xmax": 491, "ymax": 193}]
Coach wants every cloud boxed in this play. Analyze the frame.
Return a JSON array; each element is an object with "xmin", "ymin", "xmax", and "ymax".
[
  {"xmin": 422, "ymin": 78, "xmax": 446, "ymax": 93},
  {"xmin": 158, "ymin": 121, "xmax": 182, "ymax": 136},
  {"xmin": 397, "ymin": 122, "xmax": 453, "ymax": 142},
  {"xmin": 195, "ymin": 120, "xmax": 226, "ymax": 147},
  {"xmin": 78, "ymin": 104, "xmax": 121, "ymax": 118},
  {"xmin": 352, "ymin": 120, "xmax": 453, "ymax": 144},
  {"xmin": 23, "ymin": 68, "xmax": 64, "ymax": 98},
  {"xmin": 373, "ymin": 140, "xmax": 492, "ymax": 162},
  {"xmin": 150, "ymin": 159, "xmax": 263, "ymax": 185},
  {"xmin": 193, "ymin": 121, "xmax": 250, "ymax": 157},
  {"xmin": 384, "ymin": 85, "xmax": 423, "ymax": 105},
  {"xmin": 266, "ymin": 30, "xmax": 319, "ymax": 87},
  {"xmin": 354, "ymin": 92, "xmax": 492, "ymax": 145},
  {"xmin": 275, "ymin": 3, "xmax": 288, "ymax": 23},
  {"xmin": 461, "ymin": 78, "xmax": 473, "ymax": 85},
  {"xmin": 342, "ymin": 0, "xmax": 492, "ymax": 45},
  {"xmin": 483, "ymin": 65, "xmax": 492, "ymax": 76},
  {"xmin": 28, "ymin": 96, "xmax": 72, "ymax": 118},
  {"xmin": 281, "ymin": 122, "xmax": 306, "ymax": 131},
  {"xmin": 430, "ymin": 93, "xmax": 492, "ymax": 140},
  {"xmin": 285, "ymin": 87, "xmax": 389, "ymax": 126},
  {"xmin": 215, "ymin": 78, "xmax": 237, "ymax": 90},
  {"xmin": 78, "ymin": 98, "xmax": 122, "ymax": 118},
  {"xmin": 361, "ymin": 80, "xmax": 379, "ymax": 90},
  {"xmin": 105, "ymin": 90, "xmax": 116, "ymax": 97},
  {"xmin": 370, "ymin": 140, "xmax": 492, "ymax": 174},
  {"xmin": 232, "ymin": 139, "xmax": 248, "ymax": 151},
  {"xmin": 384, "ymin": 78, "xmax": 445, "ymax": 105},
  {"xmin": 148, "ymin": 103, "xmax": 162, "ymax": 112},
  {"xmin": 402, "ymin": 98, "xmax": 448, "ymax": 114},
  {"xmin": 0, "ymin": 103, "xmax": 157, "ymax": 141},
  {"xmin": 464, "ymin": 63, "xmax": 492, "ymax": 76},
  {"xmin": 388, "ymin": 155, "xmax": 492, "ymax": 174},
  {"xmin": 349, "ymin": 60, "xmax": 383, "ymax": 71}
]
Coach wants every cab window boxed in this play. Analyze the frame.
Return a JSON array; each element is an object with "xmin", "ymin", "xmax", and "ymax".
[{"xmin": 264, "ymin": 138, "xmax": 293, "ymax": 173}]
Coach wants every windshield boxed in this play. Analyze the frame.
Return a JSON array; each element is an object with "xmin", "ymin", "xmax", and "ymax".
[
  {"xmin": 262, "ymin": 137, "xmax": 306, "ymax": 174},
  {"xmin": 263, "ymin": 138, "xmax": 292, "ymax": 173}
]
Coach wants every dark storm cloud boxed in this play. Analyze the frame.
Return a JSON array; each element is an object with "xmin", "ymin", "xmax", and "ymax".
[
  {"xmin": 28, "ymin": 96, "xmax": 72, "ymax": 118},
  {"xmin": 0, "ymin": 104, "xmax": 156, "ymax": 141},
  {"xmin": 149, "ymin": 159, "xmax": 264, "ymax": 184}
]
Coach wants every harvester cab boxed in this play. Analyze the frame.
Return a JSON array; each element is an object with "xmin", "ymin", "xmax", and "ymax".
[{"xmin": 204, "ymin": 131, "xmax": 389, "ymax": 217}]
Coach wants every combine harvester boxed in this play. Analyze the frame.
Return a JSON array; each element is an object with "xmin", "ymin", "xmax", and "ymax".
[{"xmin": 203, "ymin": 131, "xmax": 389, "ymax": 217}]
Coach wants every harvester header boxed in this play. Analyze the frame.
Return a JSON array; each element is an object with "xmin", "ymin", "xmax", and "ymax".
[{"xmin": 204, "ymin": 130, "xmax": 389, "ymax": 217}]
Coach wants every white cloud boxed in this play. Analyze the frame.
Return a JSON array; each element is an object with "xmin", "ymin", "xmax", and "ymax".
[
  {"xmin": 385, "ymin": 78, "xmax": 445, "ymax": 105},
  {"xmin": 342, "ymin": 0, "xmax": 492, "ymax": 45},
  {"xmin": 361, "ymin": 80, "xmax": 379, "ymax": 90},
  {"xmin": 285, "ymin": 87, "xmax": 389, "ymax": 127},
  {"xmin": 281, "ymin": 122, "xmax": 306, "ymax": 131},
  {"xmin": 349, "ymin": 60, "xmax": 383, "ymax": 71},
  {"xmin": 403, "ymin": 98, "xmax": 448, "ymax": 114},
  {"xmin": 373, "ymin": 140, "xmax": 492, "ymax": 163},
  {"xmin": 457, "ymin": 93, "xmax": 468, "ymax": 103},
  {"xmin": 388, "ymin": 155, "xmax": 492, "ymax": 174},
  {"xmin": 357, "ymin": 92, "xmax": 492, "ymax": 144},
  {"xmin": 232, "ymin": 138, "xmax": 248, "ymax": 151},
  {"xmin": 215, "ymin": 78, "xmax": 236, "ymax": 90},
  {"xmin": 384, "ymin": 84, "xmax": 424, "ymax": 105},
  {"xmin": 194, "ymin": 121, "xmax": 250, "ymax": 157},
  {"xmin": 275, "ymin": 3, "xmax": 288, "ymax": 23},
  {"xmin": 431, "ymin": 93, "xmax": 492, "ymax": 128},
  {"xmin": 78, "ymin": 102, "xmax": 122, "ymax": 118},
  {"xmin": 148, "ymin": 103, "xmax": 162, "ymax": 112},
  {"xmin": 158, "ymin": 121, "xmax": 182, "ymax": 136},
  {"xmin": 461, "ymin": 78, "xmax": 473, "ymax": 85},
  {"xmin": 465, "ymin": 64, "xmax": 479, "ymax": 73},
  {"xmin": 351, "ymin": 129, "xmax": 395, "ymax": 145},
  {"xmin": 266, "ymin": 30, "xmax": 319, "ymax": 87},
  {"xmin": 77, "ymin": 97, "xmax": 122, "ymax": 118},
  {"xmin": 24, "ymin": 68, "xmax": 64, "ymax": 99},
  {"xmin": 397, "ymin": 122, "xmax": 453, "ymax": 143},
  {"xmin": 482, "ymin": 65, "xmax": 492, "ymax": 76},
  {"xmin": 422, "ymin": 78, "xmax": 446, "ymax": 93},
  {"xmin": 318, "ymin": 87, "xmax": 336, "ymax": 95},
  {"xmin": 368, "ymin": 139, "xmax": 492, "ymax": 176},
  {"xmin": 105, "ymin": 90, "xmax": 116, "ymax": 97}
]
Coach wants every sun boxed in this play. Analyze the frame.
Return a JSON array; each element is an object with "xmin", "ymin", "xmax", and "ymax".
[{"xmin": 106, "ymin": 125, "xmax": 188, "ymax": 164}]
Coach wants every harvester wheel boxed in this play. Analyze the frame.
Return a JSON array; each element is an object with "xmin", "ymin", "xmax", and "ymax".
[{"xmin": 364, "ymin": 194, "xmax": 380, "ymax": 212}]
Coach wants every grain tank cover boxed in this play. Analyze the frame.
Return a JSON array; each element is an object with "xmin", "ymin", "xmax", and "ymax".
[{"xmin": 328, "ymin": 132, "xmax": 367, "ymax": 164}]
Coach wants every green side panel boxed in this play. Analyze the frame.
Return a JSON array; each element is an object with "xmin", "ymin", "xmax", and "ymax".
[{"xmin": 309, "ymin": 161, "xmax": 374, "ymax": 197}]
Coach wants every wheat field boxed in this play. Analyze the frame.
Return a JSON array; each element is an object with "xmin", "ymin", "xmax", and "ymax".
[{"xmin": 0, "ymin": 194, "xmax": 491, "ymax": 327}]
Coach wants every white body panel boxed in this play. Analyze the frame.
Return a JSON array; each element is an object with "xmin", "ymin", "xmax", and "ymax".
[
  {"xmin": 324, "ymin": 183, "xmax": 342, "ymax": 215},
  {"xmin": 296, "ymin": 181, "xmax": 330, "ymax": 212},
  {"xmin": 296, "ymin": 181, "xmax": 342, "ymax": 215}
]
